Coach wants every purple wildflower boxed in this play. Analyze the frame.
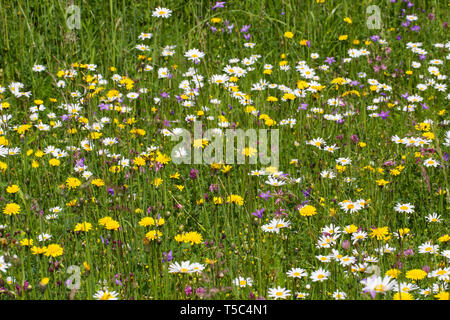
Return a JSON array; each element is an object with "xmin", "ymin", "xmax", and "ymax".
[
  {"xmin": 259, "ymin": 191, "xmax": 271, "ymax": 201},
  {"xmin": 324, "ymin": 57, "xmax": 336, "ymax": 65}
]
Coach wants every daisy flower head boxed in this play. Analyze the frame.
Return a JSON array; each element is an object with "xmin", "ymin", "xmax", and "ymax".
[
  {"xmin": 332, "ymin": 290, "xmax": 347, "ymax": 300},
  {"xmin": 138, "ymin": 32, "xmax": 153, "ymax": 40},
  {"xmin": 394, "ymin": 203, "xmax": 414, "ymax": 214},
  {"xmin": 0, "ymin": 255, "xmax": 11, "ymax": 273},
  {"xmin": 426, "ymin": 212, "xmax": 441, "ymax": 223},
  {"xmin": 93, "ymin": 288, "xmax": 119, "ymax": 300},
  {"xmin": 184, "ymin": 48, "xmax": 205, "ymax": 64},
  {"xmin": 418, "ymin": 241, "xmax": 439, "ymax": 254},
  {"xmin": 423, "ymin": 158, "xmax": 440, "ymax": 168},
  {"xmin": 32, "ymin": 64, "xmax": 46, "ymax": 72}
]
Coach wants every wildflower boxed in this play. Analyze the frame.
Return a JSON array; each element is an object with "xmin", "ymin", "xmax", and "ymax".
[
  {"xmin": 3, "ymin": 203, "xmax": 20, "ymax": 216},
  {"xmin": 394, "ymin": 203, "xmax": 414, "ymax": 214},
  {"xmin": 386, "ymin": 269, "xmax": 402, "ymax": 279},
  {"xmin": 370, "ymin": 227, "xmax": 389, "ymax": 240},
  {"xmin": 233, "ymin": 277, "xmax": 253, "ymax": 287},
  {"xmin": 418, "ymin": 241, "xmax": 439, "ymax": 254},
  {"xmin": 139, "ymin": 217, "xmax": 155, "ymax": 227},
  {"xmin": 6, "ymin": 185, "xmax": 19, "ymax": 193},
  {"xmin": 74, "ymin": 222, "xmax": 93, "ymax": 232},
  {"xmin": 152, "ymin": 7, "xmax": 172, "ymax": 18},
  {"xmin": 310, "ymin": 268, "xmax": 330, "ymax": 282},
  {"xmin": 361, "ymin": 276, "xmax": 395, "ymax": 295},
  {"xmin": 93, "ymin": 289, "xmax": 119, "ymax": 300},
  {"xmin": 332, "ymin": 290, "xmax": 347, "ymax": 300},
  {"xmin": 284, "ymin": 31, "xmax": 294, "ymax": 39},
  {"xmin": 105, "ymin": 219, "xmax": 120, "ymax": 231},
  {"xmin": 145, "ymin": 230, "xmax": 163, "ymax": 241},
  {"xmin": 299, "ymin": 205, "xmax": 317, "ymax": 217},
  {"xmin": 268, "ymin": 287, "xmax": 291, "ymax": 300},
  {"xmin": 286, "ymin": 268, "xmax": 307, "ymax": 278},
  {"xmin": 393, "ymin": 292, "xmax": 414, "ymax": 300},
  {"xmin": 169, "ymin": 261, "xmax": 204, "ymax": 274},
  {"xmin": 174, "ymin": 231, "xmax": 203, "ymax": 245},
  {"xmin": 44, "ymin": 244, "xmax": 64, "ymax": 258},
  {"xmin": 66, "ymin": 177, "xmax": 81, "ymax": 190},
  {"xmin": 0, "ymin": 256, "xmax": 11, "ymax": 273},
  {"xmin": 405, "ymin": 269, "xmax": 427, "ymax": 281}
]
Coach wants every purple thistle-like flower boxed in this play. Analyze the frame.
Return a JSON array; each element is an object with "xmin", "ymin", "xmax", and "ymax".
[{"xmin": 350, "ymin": 135, "xmax": 359, "ymax": 143}]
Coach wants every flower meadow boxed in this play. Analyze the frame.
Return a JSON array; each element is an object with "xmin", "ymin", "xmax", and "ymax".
[{"xmin": 0, "ymin": 0, "xmax": 448, "ymax": 301}]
